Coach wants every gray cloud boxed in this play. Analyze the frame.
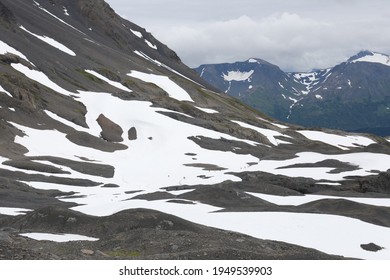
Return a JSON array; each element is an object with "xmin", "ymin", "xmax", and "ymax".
[{"xmin": 106, "ymin": 0, "xmax": 390, "ymax": 71}]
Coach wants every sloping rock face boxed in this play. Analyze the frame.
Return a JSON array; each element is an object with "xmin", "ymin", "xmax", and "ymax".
[{"xmin": 0, "ymin": 0, "xmax": 390, "ymax": 260}]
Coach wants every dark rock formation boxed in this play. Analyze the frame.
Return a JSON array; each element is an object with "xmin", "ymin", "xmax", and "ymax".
[
  {"xmin": 128, "ymin": 127, "xmax": 137, "ymax": 140},
  {"xmin": 96, "ymin": 114, "xmax": 123, "ymax": 142}
]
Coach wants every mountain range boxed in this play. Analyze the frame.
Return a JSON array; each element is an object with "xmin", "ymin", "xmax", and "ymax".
[
  {"xmin": 1, "ymin": 0, "xmax": 390, "ymax": 260},
  {"xmin": 195, "ymin": 51, "xmax": 390, "ymax": 136}
]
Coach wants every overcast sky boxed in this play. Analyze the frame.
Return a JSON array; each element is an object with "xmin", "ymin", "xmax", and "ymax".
[{"xmin": 105, "ymin": 0, "xmax": 390, "ymax": 72}]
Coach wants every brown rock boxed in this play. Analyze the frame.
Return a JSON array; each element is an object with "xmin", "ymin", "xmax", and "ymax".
[
  {"xmin": 81, "ymin": 249, "xmax": 94, "ymax": 256},
  {"xmin": 96, "ymin": 114, "xmax": 123, "ymax": 142},
  {"xmin": 128, "ymin": 127, "xmax": 137, "ymax": 140}
]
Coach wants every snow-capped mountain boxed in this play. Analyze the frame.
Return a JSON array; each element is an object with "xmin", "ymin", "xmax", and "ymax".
[
  {"xmin": 1, "ymin": 0, "xmax": 390, "ymax": 260},
  {"xmin": 195, "ymin": 51, "xmax": 390, "ymax": 136},
  {"xmin": 195, "ymin": 58, "xmax": 308, "ymax": 122}
]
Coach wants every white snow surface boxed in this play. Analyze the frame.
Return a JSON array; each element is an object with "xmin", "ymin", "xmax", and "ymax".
[
  {"xmin": 12, "ymin": 88, "xmax": 261, "ymax": 193},
  {"xmin": 247, "ymin": 192, "xmax": 390, "ymax": 208},
  {"xmin": 20, "ymin": 26, "xmax": 76, "ymax": 56},
  {"xmin": 4, "ymin": 61, "xmax": 390, "ymax": 259},
  {"xmin": 0, "ymin": 85, "xmax": 13, "ymax": 98},
  {"xmin": 350, "ymin": 52, "xmax": 390, "ymax": 66},
  {"xmin": 256, "ymin": 117, "xmax": 289, "ymax": 129},
  {"xmin": 248, "ymin": 58, "xmax": 259, "ymax": 63},
  {"xmin": 0, "ymin": 207, "xmax": 32, "ymax": 216},
  {"xmin": 232, "ymin": 120, "xmax": 291, "ymax": 146},
  {"xmin": 298, "ymin": 130, "xmax": 376, "ymax": 150},
  {"xmin": 245, "ymin": 152, "xmax": 390, "ymax": 181},
  {"xmin": 130, "ymin": 29, "xmax": 143, "ymax": 38},
  {"xmin": 127, "ymin": 70, "xmax": 193, "ymax": 102},
  {"xmin": 223, "ymin": 70, "xmax": 254, "ymax": 82},
  {"xmin": 145, "ymin": 39, "xmax": 157, "ymax": 49},
  {"xmin": 194, "ymin": 106, "xmax": 219, "ymax": 114},
  {"xmin": 11, "ymin": 63, "xmax": 74, "ymax": 97},
  {"xmin": 72, "ymin": 198, "xmax": 390, "ymax": 260},
  {"xmin": 133, "ymin": 51, "xmax": 203, "ymax": 87},
  {"xmin": 315, "ymin": 94, "xmax": 323, "ymax": 100},
  {"xmin": 20, "ymin": 233, "xmax": 99, "ymax": 242},
  {"xmin": 0, "ymin": 40, "xmax": 29, "ymax": 61},
  {"xmin": 85, "ymin": 70, "xmax": 132, "ymax": 92},
  {"xmin": 63, "ymin": 7, "xmax": 70, "ymax": 16}
]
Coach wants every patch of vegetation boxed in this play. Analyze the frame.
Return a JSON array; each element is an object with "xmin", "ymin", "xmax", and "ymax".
[{"xmin": 107, "ymin": 250, "xmax": 141, "ymax": 258}]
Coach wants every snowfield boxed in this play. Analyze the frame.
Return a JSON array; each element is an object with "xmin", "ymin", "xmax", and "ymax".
[
  {"xmin": 72, "ymin": 198, "xmax": 390, "ymax": 260},
  {"xmin": 3, "ymin": 61, "xmax": 390, "ymax": 260}
]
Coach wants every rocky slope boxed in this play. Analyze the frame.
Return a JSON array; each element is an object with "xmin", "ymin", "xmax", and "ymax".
[
  {"xmin": 1, "ymin": 0, "xmax": 390, "ymax": 260},
  {"xmin": 195, "ymin": 51, "xmax": 390, "ymax": 136}
]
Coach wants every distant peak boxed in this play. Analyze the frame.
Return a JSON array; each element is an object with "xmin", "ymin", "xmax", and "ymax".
[
  {"xmin": 348, "ymin": 50, "xmax": 390, "ymax": 66},
  {"xmin": 347, "ymin": 50, "xmax": 375, "ymax": 62}
]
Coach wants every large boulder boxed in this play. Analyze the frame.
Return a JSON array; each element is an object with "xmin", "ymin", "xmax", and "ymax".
[{"xmin": 96, "ymin": 114, "xmax": 123, "ymax": 142}]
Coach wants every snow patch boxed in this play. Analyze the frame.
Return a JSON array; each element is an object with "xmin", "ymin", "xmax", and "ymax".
[
  {"xmin": 133, "ymin": 51, "xmax": 202, "ymax": 86},
  {"xmin": 11, "ymin": 63, "xmax": 74, "ymax": 97},
  {"xmin": 85, "ymin": 70, "xmax": 132, "ymax": 92},
  {"xmin": 232, "ymin": 120, "xmax": 291, "ymax": 146},
  {"xmin": 256, "ymin": 117, "xmax": 289, "ymax": 129},
  {"xmin": 20, "ymin": 26, "xmax": 76, "ymax": 56},
  {"xmin": 248, "ymin": 58, "xmax": 260, "ymax": 63},
  {"xmin": 0, "ymin": 85, "xmax": 13, "ymax": 98},
  {"xmin": 195, "ymin": 106, "xmax": 219, "ymax": 114},
  {"xmin": 130, "ymin": 29, "xmax": 143, "ymax": 38},
  {"xmin": 315, "ymin": 95, "xmax": 323, "ymax": 100},
  {"xmin": 20, "ymin": 233, "xmax": 99, "ymax": 242},
  {"xmin": 0, "ymin": 207, "xmax": 32, "ymax": 216},
  {"xmin": 145, "ymin": 39, "xmax": 157, "ymax": 49},
  {"xmin": 127, "ymin": 70, "xmax": 193, "ymax": 102},
  {"xmin": 63, "ymin": 7, "xmax": 69, "ymax": 16},
  {"xmin": 298, "ymin": 130, "xmax": 376, "ymax": 150},
  {"xmin": 0, "ymin": 40, "xmax": 29, "ymax": 61},
  {"xmin": 223, "ymin": 70, "xmax": 254, "ymax": 82}
]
